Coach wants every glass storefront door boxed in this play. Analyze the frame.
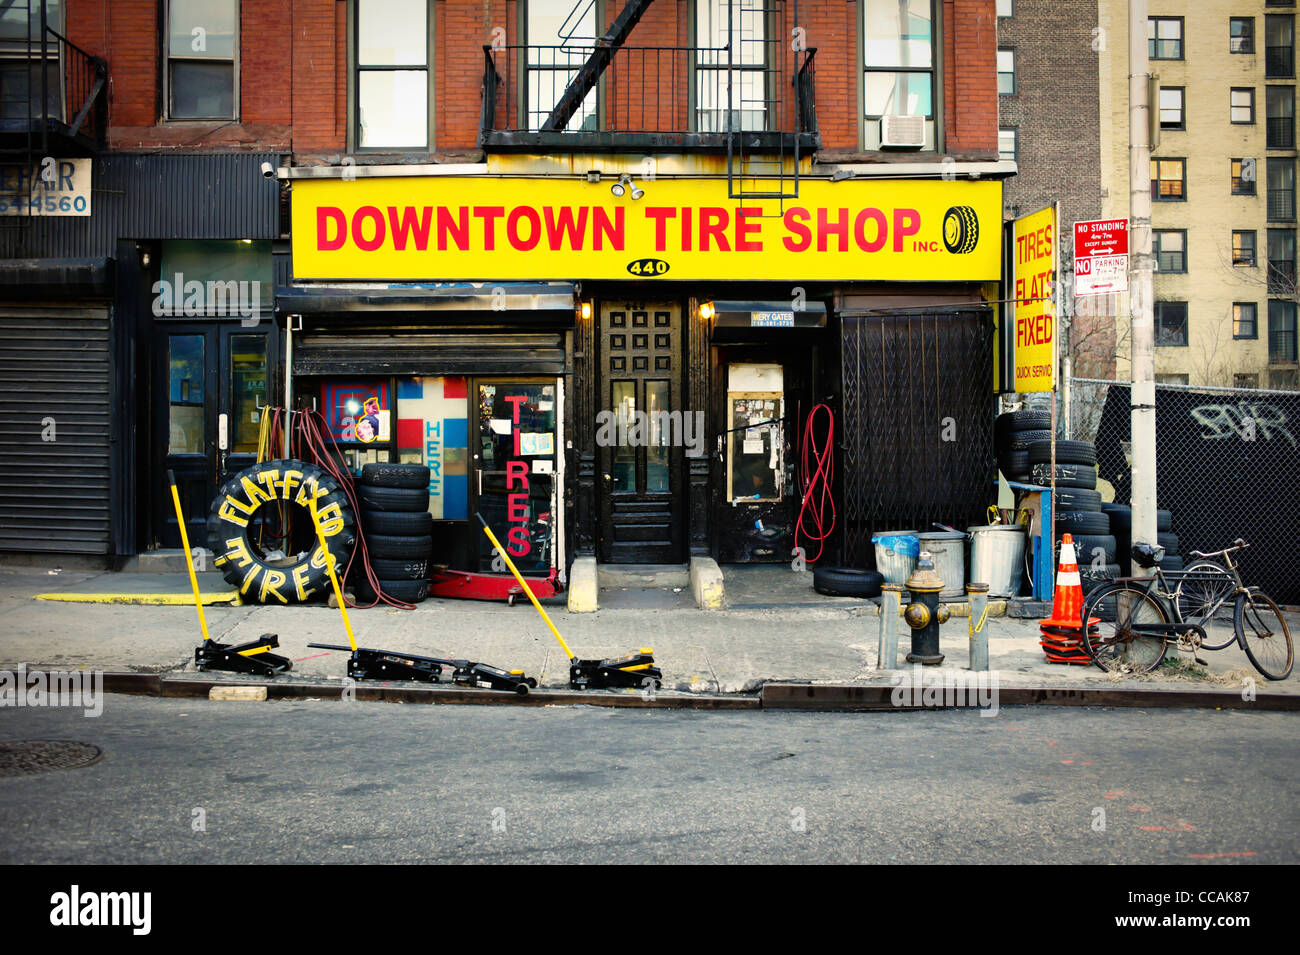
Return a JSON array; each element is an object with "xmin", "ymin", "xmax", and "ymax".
[{"xmin": 470, "ymin": 379, "xmax": 560, "ymax": 575}]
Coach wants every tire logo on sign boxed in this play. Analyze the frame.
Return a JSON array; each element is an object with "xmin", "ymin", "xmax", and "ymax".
[{"xmin": 942, "ymin": 206, "xmax": 979, "ymax": 254}]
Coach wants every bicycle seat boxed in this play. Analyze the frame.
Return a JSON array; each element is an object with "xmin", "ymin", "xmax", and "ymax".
[{"xmin": 1131, "ymin": 542, "xmax": 1167, "ymax": 569}]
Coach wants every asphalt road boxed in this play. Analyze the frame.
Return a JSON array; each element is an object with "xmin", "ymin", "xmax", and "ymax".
[{"xmin": 1, "ymin": 696, "xmax": 1296, "ymax": 864}]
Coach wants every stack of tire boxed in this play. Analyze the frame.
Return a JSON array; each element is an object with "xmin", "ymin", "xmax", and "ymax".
[
  {"xmin": 994, "ymin": 409, "xmax": 1051, "ymax": 483},
  {"xmin": 353, "ymin": 463, "xmax": 433, "ymax": 604},
  {"xmin": 1100, "ymin": 503, "xmax": 1178, "ymax": 577},
  {"xmin": 1024, "ymin": 438, "xmax": 1118, "ymax": 595}
]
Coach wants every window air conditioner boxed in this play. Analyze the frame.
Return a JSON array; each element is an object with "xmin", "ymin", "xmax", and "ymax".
[{"xmin": 880, "ymin": 114, "xmax": 926, "ymax": 149}]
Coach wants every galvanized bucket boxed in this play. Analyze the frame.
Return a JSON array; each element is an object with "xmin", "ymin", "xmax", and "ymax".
[
  {"xmin": 918, "ymin": 530, "xmax": 967, "ymax": 599},
  {"xmin": 967, "ymin": 524, "xmax": 1027, "ymax": 598},
  {"xmin": 871, "ymin": 530, "xmax": 920, "ymax": 586}
]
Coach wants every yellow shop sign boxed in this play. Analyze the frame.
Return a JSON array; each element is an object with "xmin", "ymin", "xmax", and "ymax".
[{"xmin": 291, "ymin": 176, "xmax": 1002, "ymax": 282}]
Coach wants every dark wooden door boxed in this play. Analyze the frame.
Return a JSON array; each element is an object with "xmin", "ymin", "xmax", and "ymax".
[
  {"xmin": 597, "ymin": 301, "xmax": 685, "ymax": 563},
  {"xmin": 153, "ymin": 325, "xmax": 273, "ymax": 549}
]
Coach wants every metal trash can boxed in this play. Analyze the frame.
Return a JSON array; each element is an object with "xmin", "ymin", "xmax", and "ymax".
[
  {"xmin": 871, "ymin": 530, "xmax": 919, "ymax": 586},
  {"xmin": 918, "ymin": 530, "xmax": 967, "ymax": 599},
  {"xmin": 967, "ymin": 524, "xmax": 1027, "ymax": 598}
]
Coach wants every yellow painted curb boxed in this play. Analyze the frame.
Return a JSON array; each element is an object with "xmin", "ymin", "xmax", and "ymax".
[{"xmin": 35, "ymin": 592, "xmax": 241, "ymax": 606}]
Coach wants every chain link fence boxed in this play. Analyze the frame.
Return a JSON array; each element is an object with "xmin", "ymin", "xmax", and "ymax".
[{"xmin": 1069, "ymin": 377, "xmax": 1300, "ymax": 606}]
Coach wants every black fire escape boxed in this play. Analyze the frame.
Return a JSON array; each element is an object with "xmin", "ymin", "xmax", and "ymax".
[
  {"xmin": 480, "ymin": 0, "xmax": 817, "ymax": 200},
  {"xmin": 0, "ymin": 0, "xmax": 108, "ymax": 235}
]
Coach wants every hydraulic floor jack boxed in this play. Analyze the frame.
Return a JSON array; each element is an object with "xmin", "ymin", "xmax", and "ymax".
[
  {"xmin": 476, "ymin": 516, "xmax": 664, "ymax": 691},
  {"xmin": 170, "ymin": 470, "xmax": 292, "ymax": 677},
  {"xmin": 305, "ymin": 643, "xmax": 538, "ymax": 695}
]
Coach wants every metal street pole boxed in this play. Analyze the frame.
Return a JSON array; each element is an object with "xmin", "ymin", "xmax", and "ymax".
[{"xmin": 1129, "ymin": 0, "xmax": 1158, "ymax": 567}]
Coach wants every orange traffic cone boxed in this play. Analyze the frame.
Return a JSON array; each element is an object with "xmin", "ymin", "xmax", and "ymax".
[{"xmin": 1038, "ymin": 533, "xmax": 1098, "ymax": 665}]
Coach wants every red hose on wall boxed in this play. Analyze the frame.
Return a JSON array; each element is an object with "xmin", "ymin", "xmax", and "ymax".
[{"xmin": 794, "ymin": 403, "xmax": 835, "ymax": 564}]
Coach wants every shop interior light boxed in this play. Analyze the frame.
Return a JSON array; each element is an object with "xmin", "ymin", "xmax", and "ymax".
[
  {"xmin": 699, "ymin": 302, "xmax": 715, "ymax": 320},
  {"xmin": 580, "ymin": 301, "xmax": 593, "ymax": 319}
]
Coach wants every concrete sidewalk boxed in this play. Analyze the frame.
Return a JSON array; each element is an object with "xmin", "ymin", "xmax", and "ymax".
[{"xmin": 1, "ymin": 564, "xmax": 1295, "ymax": 704}]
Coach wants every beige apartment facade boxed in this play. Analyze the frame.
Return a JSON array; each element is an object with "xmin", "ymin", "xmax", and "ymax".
[{"xmin": 1099, "ymin": 0, "xmax": 1299, "ymax": 389}]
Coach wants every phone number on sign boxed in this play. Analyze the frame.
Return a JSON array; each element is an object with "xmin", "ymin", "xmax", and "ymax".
[{"xmin": 0, "ymin": 194, "xmax": 88, "ymax": 214}]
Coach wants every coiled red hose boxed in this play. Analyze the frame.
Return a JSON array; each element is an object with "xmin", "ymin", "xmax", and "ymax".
[{"xmin": 794, "ymin": 403, "xmax": 835, "ymax": 564}]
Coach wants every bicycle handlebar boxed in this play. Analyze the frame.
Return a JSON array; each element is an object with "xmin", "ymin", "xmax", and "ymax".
[{"xmin": 1190, "ymin": 538, "xmax": 1248, "ymax": 559}]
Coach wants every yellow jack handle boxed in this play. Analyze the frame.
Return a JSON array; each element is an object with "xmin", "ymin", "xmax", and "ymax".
[
  {"xmin": 167, "ymin": 470, "xmax": 210, "ymax": 645},
  {"xmin": 308, "ymin": 488, "xmax": 357, "ymax": 653},
  {"xmin": 478, "ymin": 515, "xmax": 573, "ymax": 661}
]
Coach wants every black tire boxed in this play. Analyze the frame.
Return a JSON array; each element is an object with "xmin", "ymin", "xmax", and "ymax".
[
  {"xmin": 1157, "ymin": 509, "xmax": 1173, "ymax": 533},
  {"xmin": 368, "ymin": 556, "xmax": 432, "ymax": 580},
  {"xmin": 1030, "ymin": 462, "xmax": 1098, "ymax": 489},
  {"xmin": 1003, "ymin": 409, "xmax": 1052, "ymax": 432},
  {"xmin": 1054, "ymin": 488, "xmax": 1102, "ymax": 511},
  {"xmin": 360, "ymin": 463, "xmax": 430, "ymax": 489},
  {"xmin": 1102, "ymin": 505, "xmax": 1171, "ymax": 533},
  {"xmin": 362, "ymin": 509, "xmax": 434, "ymax": 537},
  {"xmin": 357, "ymin": 484, "xmax": 430, "ymax": 513},
  {"xmin": 1082, "ymin": 584, "xmax": 1168, "ymax": 674},
  {"xmin": 1080, "ymin": 562, "xmax": 1122, "ymax": 590},
  {"xmin": 1065, "ymin": 533, "xmax": 1118, "ymax": 564},
  {"xmin": 1007, "ymin": 429, "xmax": 1052, "ymax": 451},
  {"xmin": 813, "ymin": 566, "xmax": 884, "ymax": 598},
  {"xmin": 365, "ymin": 534, "xmax": 434, "ymax": 559},
  {"xmin": 1002, "ymin": 471, "xmax": 1033, "ymax": 485},
  {"xmin": 1234, "ymin": 591, "xmax": 1294, "ymax": 680},
  {"xmin": 942, "ymin": 205, "xmax": 979, "ymax": 254},
  {"xmin": 356, "ymin": 577, "xmax": 430, "ymax": 604},
  {"xmin": 1053, "ymin": 510, "xmax": 1111, "ymax": 535},
  {"xmin": 1027, "ymin": 439, "xmax": 1097, "ymax": 466},
  {"xmin": 208, "ymin": 459, "xmax": 356, "ymax": 604},
  {"xmin": 999, "ymin": 449, "xmax": 1030, "ymax": 474},
  {"xmin": 1158, "ymin": 554, "xmax": 1183, "ymax": 572},
  {"xmin": 1157, "ymin": 531, "xmax": 1180, "ymax": 556}
]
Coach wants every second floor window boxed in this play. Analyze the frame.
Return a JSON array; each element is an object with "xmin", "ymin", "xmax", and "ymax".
[
  {"xmin": 354, "ymin": 0, "xmax": 432, "ymax": 149},
  {"xmin": 696, "ymin": 0, "xmax": 767, "ymax": 133},
  {"xmin": 862, "ymin": 0, "xmax": 936, "ymax": 150},
  {"xmin": 166, "ymin": 0, "xmax": 237, "ymax": 121}
]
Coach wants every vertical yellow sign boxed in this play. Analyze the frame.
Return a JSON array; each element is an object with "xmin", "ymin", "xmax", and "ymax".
[{"xmin": 1012, "ymin": 205, "xmax": 1057, "ymax": 392}]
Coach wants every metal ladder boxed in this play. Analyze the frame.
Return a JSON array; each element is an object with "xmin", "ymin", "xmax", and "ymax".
[{"xmin": 726, "ymin": 0, "xmax": 800, "ymax": 204}]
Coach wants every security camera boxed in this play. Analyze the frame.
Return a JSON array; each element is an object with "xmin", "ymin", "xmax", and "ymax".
[{"xmin": 261, "ymin": 161, "xmax": 276, "ymax": 179}]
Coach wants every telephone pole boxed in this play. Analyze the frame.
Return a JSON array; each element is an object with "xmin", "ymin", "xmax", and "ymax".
[{"xmin": 1129, "ymin": 0, "xmax": 1158, "ymax": 565}]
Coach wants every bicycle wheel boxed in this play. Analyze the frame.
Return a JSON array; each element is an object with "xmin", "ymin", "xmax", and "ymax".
[
  {"xmin": 1083, "ymin": 584, "xmax": 1169, "ymax": 674},
  {"xmin": 1234, "ymin": 591, "xmax": 1294, "ymax": 681},
  {"xmin": 1174, "ymin": 561, "xmax": 1237, "ymax": 650}
]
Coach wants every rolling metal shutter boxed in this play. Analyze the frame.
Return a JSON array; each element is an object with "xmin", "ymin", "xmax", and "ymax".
[
  {"xmin": 0, "ymin": 304, "xmax": 112, "ymax": 554},
  {"xmin": 294, "ymin": 327, "xmax": 569, "ymax": 377}
]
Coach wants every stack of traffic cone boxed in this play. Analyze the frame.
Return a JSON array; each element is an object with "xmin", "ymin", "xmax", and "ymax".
[{"xmin": 1038, "ymin": 533, "xmax": 1098, "ymax": 665}]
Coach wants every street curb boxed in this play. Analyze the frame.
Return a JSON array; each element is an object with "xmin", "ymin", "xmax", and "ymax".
[
  {"xmin": 760, "ymin": 682, "xmax": 1300, "ymax": 712},
  {"xmin": 18, "ymin": 670, "xmax": 1298, "ymax": 713},
  {"xmin": 149, "ymin": 673, "xmax": 758, "ymax": 709}
]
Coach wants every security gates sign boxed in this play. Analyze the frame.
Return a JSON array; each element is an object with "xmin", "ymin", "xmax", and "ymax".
[
  {"xmin": 1011, "ymin": 204, "xmax": 1058, "ymax": 393},
  {"xmin": 291, "ymin": 176, "xmax": 1002, "ymax": 282}
]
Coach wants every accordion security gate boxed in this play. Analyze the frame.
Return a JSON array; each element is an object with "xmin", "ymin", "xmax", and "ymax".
[
  {"xmin": 840, "ymin": 310, "xmax": 997, "ymax": 568},
  {"xmin": 1073, "ymin": 378, "xmax": 1300, "ymax": 606}
]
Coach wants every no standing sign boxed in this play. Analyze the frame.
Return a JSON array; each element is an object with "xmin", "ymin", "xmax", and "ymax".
[{"xmin": 1073, "ymin": 218, "xmax": 1129, "ymax": 296}]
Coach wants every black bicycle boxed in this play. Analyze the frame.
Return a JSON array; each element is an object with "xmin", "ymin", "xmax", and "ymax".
[{"xmin": 1080, "ymin": 538, "xmax": 1294, "ymax": 680}]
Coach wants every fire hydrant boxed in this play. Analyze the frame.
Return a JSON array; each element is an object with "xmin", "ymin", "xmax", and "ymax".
[{"xmin": 904, "ymin": 551, "xmax": 949, "ymax": 665}]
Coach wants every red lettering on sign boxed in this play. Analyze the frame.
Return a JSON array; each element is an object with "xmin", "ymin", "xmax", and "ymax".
[
  {"xmin": 545, "ymin": 207, "xmax": 589, "ymax": 250},
  {"xmin": 474, "ymin": 206, "xmax": 505, "ymax": 250},
  {"xmin": 506, "ymin": 460, "xmax": 529, "ymax": 491},
  {"xmin": 317, "ymin": 207, "xmax": 346, "ymax": 251},
  {"xmin": 507, "ymin": 525, "xmax": 530, "ymax": 557},
  {"xmin": 735, "ymin": 207, "xmax": 762, "ymax": 251},
  {"xmin": 507, "ymin": 206, "xmax": 542, "ymax": 251},
  {"xmin": 507, "ymin": 492, "xmax": 529, "ymax": 522},
  {"xmin": 782, "ymin": 207, "xmax": 811, "ymax": 252},
  {"xmin": 854, "ymin": 208, "xmax": 887, "ymax": 253},
  {"xmin": 386, "ymin": 206, "xmax": 431, "ymax": 251},
  {"xmin": 352, "ymin": 206, "xmax": 386, "ymax": 252},
  {"xmin": 892, "ymin": 208, "xmax": 921, "ymax": 251},
  {"xmin": 699, "ymin": 207, "xmax": 731, "ymax": 251},
  {"xmin": 645, "ymin": 207, "xmax": 676, "ymax": 252},
  {"xmin": 817, "ymin": 207, "xmax": 850, "ymax": 252},
  {"xmin": 592, "ymin": 206, "xmax": 625, "ymax": 251},
  {"xmin": 437, "ymin": 207, "xmax": 469, "ymax": 251}
]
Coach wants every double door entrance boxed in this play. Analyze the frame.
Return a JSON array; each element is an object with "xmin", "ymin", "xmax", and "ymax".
[
  {"xmin": 153, "ymin": 323, "xmax": 275, "ymax": 549},
  {"xmin": 596, "ymin": 301, "xmax": 686, "ymax": 564}
]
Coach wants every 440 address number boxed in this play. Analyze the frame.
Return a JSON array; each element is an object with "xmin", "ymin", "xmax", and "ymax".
[{"xmin": 627, "ymin": 258, "xmax": 670, "ymax": 276}]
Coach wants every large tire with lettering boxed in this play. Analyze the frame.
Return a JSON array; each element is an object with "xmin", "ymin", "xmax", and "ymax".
[
  {"xmin": 208, "ymin": 459, "xmax": 356, "ymax": 604},
  {"xmin": 943, "ymin": 205, "xmax": 979, "ymax": 254}
]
